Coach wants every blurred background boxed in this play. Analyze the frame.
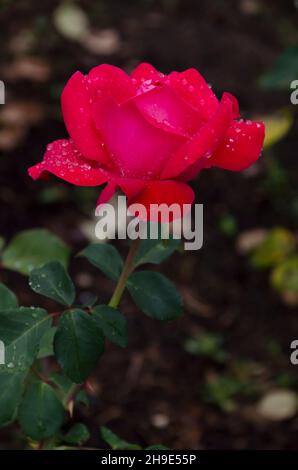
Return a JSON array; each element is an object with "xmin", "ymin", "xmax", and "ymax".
[{"xmin": 0, "ymin": 0, "xmax": 298, "ymax": 450}]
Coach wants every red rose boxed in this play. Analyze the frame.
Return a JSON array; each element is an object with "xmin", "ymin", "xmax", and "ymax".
[{"xmin": 29, "ymin": 63, "xmax": 265, "ymax": 219}]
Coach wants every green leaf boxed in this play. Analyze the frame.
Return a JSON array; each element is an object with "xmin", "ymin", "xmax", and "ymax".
[
  {"xmin": 100, "ymin": 426, "xmax": 142, "ymax": 450},
  {"xmin": 249, "ymin": 228, "xmax": 296, "ymax": 269},
  {"xmin": 127, "ymin": 271, "xmax": 183, "ymax": 321},
  {"xmin": 0, "ymin": 307, "xmax": 52, "ymax": 368},
  {"xmin": 37, "ymin": 327, "xmax": 57, "ymax": 358},
  {"xmin": 79, "ymin": 293, "xmax": 98, "ymax": 308},
  {"xmin": 63, "ymin": 423, "xmax": 90, "ymax": 445},
  {"xmin": 54, "ymin": 309, "xmax": 104, "ymax": 383},
  {"xmin": 2, "ymin": 229, "xmax": 70, "ymax": 275},
  {"xmin": 0, "ymin": 282, "xmax": 18, "ymax": 309},
  {"xmin": 29, "ymin": 261, "xmax": 76, "ymax": 306},
  {"xmin": 49, "ymin": 372, "xmax": 74, "ymax": 406},
  {"xmin": 92, "ymin": 305, "xmax": 127, "ymax": 348},
  {"xmin": 271, "ymin": 257, "xmax": 298, "ymax": 295},
  {"xmin": 218, "ymin": 214, "xmax": 238, "ymax": 238},
  {"xmin": 259, "ymin": 45, "xmax": 298, "ymax": 90},
  {"xmin": 75, "ymin": 390, "xmax": 90, "ymax": 407},
  {"xmin": 0, "ymin": 369, "xmax": 27, "ymax": 426},
  {"xmin": 202, "ymin": 374, "xmax": 255, "ymax": 413},
  {"xmin": 261, "ymin": 110, "xmax": 293, "ymax": 149},
  {"xmin": 135, "ymin": 237, "xmax": 180, "ymax": 267},
  {"xmin": 202, "ymin": 375, "xmax": 240, "ymax": 412},
  {"xmin": 79, "ymin": 243, "xmax": 123, "ymax": 280},
  {"xmin": 184, "ymin": 333, "xmax": 228, "ymax": 363},
  {"xmin": 18, "ymin": 378, "xmax": 65, "ymax": 440},
  {"xmin": 0, "ymin": 236, "xmax": 5, "ymax": 253}
]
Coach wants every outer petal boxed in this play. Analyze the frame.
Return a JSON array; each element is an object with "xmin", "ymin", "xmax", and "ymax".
[
  {"xmin": 160, "ymin": 93, "xmax": 237, "ymax": 179},
  {"xmin": 116, "ymin": 178, "xmax": 146, "ymax": 198},
  {"xmin": 92, "ymin": 97, "xmax": 185, "ymax": 179},
  {"xmin": 97, "ymin": 178, "xmax": 146, "ymax": 205},
  {"xmin": 167, "ymin": 68, "xmax": 219, "ymax": 120},
  {"xmin": 127, "ymin": 180, "xmax": 195, "ymax": 222},
  {"xmin": 87, "ymin": 64, "xmax": 136, "ymax": 104},
  {"xmin": 61, "ymin": 72, "xmax": 109, "ymax": 164},
  {"xmin": 209, "ymin": 120, "xmax": 265, "ymax": 171},
  {"xmin": 28, "ymin": 139, "xmax": 110, "ymax": 186},
  {"xmin": 97, "ymin": 181, "xmax": 117, "ymax": 205}
]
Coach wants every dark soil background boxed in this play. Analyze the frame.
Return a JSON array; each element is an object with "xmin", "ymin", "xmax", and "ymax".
[{"xmin": 0, "ymin": 0, "xmax": 298, "ymax": 450}]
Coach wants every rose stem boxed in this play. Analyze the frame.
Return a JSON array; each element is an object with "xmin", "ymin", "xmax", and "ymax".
[{"xmin": 108, "ymin": 238, "xmax": 140, "ymax": 308}]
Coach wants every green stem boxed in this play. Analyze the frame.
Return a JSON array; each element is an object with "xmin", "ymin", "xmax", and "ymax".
[
  {"xmin": 109, "ymin": 238, "xmax": 140, "ymax": 308},
  {"xmin": 62, "ymin": 383, "xmax": 80, "ymax": 408}
]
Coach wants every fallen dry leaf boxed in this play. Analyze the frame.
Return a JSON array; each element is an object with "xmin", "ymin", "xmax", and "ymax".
[
  {"xmin": 256, "ymin": 389, "xmax": 298, "ymax": 421},
  {"xmin": 2, "ymin": 56, "xmax": 51, "ymax": 82},
  {"xmin": 236, "ymin": 228, "xmax": 267, "ymax": 254},
  {"xmin": 53, "ymin": 2, "xmax": 89, "ymax": 41},
  {"xmin": 0, "ymin": 126, "xmax": 26, "ymax": 151},
  {"xmin": 0, "ymin": 101, "xmax": 44, "ymax": 126},
  {"xmin": 80, "ymin": 29, "xmax": 121, "ymax": 55}
]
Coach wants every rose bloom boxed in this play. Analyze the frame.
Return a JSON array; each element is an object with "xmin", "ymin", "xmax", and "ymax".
[{"xmin": 29, "ymin": 63, "xmax": 265, "ymax": 220}]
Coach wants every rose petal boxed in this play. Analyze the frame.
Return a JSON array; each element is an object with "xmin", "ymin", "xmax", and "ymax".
[
  {"xmin": 128, "ymin": 180, "xmax": 195, "ymax": 222},
  {"xmin": 61, "ymin": 71, "xmax": 109, "ymax": 164},
  {"xmin": 221, "ymin": 92, "xmax": 240, "ymax": 119},
  {"xmin": 87, "ymin": 64, "xmax": 136, "ymax": 104},
  {"xmin": 130, "ymin": 63, "xmax": 163, "ymax": 87},
  {"xmin": 97, "ymin": 181, "xmax": 117, "ymax": 205},
  {"xmin": 28, "ymin": 139, "xmax": 110, "ymax": 186},
  {"xmin": 97, "ymin": 177, "xmax": 146, "ymax": 206},
  {"xmin": 116, "ymin": 178, "xmax": 146, "ymax": 198},
  {"xmin": 176, "ymin": 156, "xmax": 210, "ymax": 182},
  {"xmin": 161, "ymin": 93, "xmax": 236, "ymax": 179},
  {"xmin": 167, "ymin": 68, "xmax": 219, "ymax": 120},
  {"xmin": 92, "ymin": 97, "xmax": 184, "ymax": 179},
  {"xmin": 209, "ymin": 120, "xmax": 265, "ymax": 171},
  {"xmin": 134, "ymin": 85, "xmax": 204, "ymax": 137}
]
